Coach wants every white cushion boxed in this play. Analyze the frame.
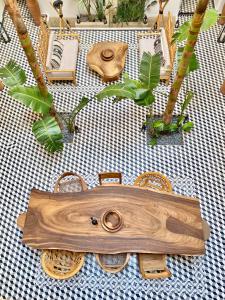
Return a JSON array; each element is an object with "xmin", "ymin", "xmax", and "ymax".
[
  {"xmin": 46, "ymin": 31, "xmax": 56, "ymax": 69},
  {"xmin": 47, "ymin": 39, "xmax": 79, "ymax": 79},
  {"xmin": 139, "ymin": 30, "xmax": 171, "ymax": 76}
]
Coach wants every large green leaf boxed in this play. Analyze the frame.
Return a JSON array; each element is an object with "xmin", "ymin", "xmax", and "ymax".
[
  {"xmin": 32, "ymin": 116, "xmax": 63, "ymax": 153},
  {"xmin": 70, "ymin": 96, "xmax": 89, "ymax": 122},
  {"xmin": 96, "ymin": 83, "xmax": 136, "ymax": 101},
  {"xmin": 0, "ymin": 60, "xmax": 26, "ymax": 87},
  {"xmin": 181, "ymin": 91, "xmax": 194, "ymax": 114},
  {"xmin": 201, "ymin": 8, "xmax": 218, "ymax": 32},
  {"xmin": 9, "ymin": 86, "xmax": 53, "ymax": 115},
  {"xmin": 172, "ymin": 21, "xmax": 190, "ymax": 44},
  {"xmin": 134, "ymin": 90, "xmax": 155, "ymax": 106},
  {"xmin": 123, "ymin": 73, "xmax": 142, "ymax": 89},
  {"xmin": 139, "ymin": 52, "xmax": 160, "ymax": 90},
  {"xmin": 177, "ymin": 47, "xmax": 200, "ymax": 75}
]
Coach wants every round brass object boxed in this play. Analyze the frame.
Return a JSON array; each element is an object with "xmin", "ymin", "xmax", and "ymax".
[
  {"xmin": 101, "ymin": 209, "xmax": 123, "ymax": 232},
  {"xmin": 100, "ymin": 49, "xmax": 115, "ymax": 61}
]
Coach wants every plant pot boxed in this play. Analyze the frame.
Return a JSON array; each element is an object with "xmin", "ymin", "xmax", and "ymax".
[
  {"xmin": 75, "ymin": 14, "xmax": 108, "ymax": 28},
  {"xmin": 145, "ymin": 115, "xmax": 185, "ymax": 146}
]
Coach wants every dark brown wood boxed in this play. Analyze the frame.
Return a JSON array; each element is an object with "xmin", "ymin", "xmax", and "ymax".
[
  {"xmin": 22, "ymin": 186, "xmax": 205, "ymax": 255},
  {"xmin": 98, "ymin": 172, "xmax": 122, "ymax": 185}
]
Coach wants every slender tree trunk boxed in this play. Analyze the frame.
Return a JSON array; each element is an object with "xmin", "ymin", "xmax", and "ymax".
[
  {"xmin": 221, "ymin": 79, "xmax": 225, "ymax": 95},
  {"xmin": 163, "ymin": 0, "xmax": 209, "ymax": 124},
  {"xmin": 218, "ymin": 4, "xmax": 225, "ymax": 25},
  {"xmin": 0, "ymin": 81, "xmax": 4, "ymax": 91},
  {"xmin": 5, "ymin": 0, "xmax": 58, "ymax": 118}
]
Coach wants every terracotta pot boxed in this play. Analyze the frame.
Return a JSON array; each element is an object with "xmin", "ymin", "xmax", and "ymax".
[{"xmin": 26, "ymin": 0, "xmax": 41, "ymax": 26}]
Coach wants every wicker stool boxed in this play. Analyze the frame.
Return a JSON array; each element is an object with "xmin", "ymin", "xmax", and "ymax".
[
  {"xmin": 134, "ymin": 171, "xmax": 172, "ymax": 192},
  {"xmin": 41, "ymin": 172, "xmax": 87, "ymax": 280},
  {"xmin": 134, "ymin": 171, "xmax": 172, "ymax": 279},
  {"xmin": 95, "ymin": 253, "xmax": 130, "ymax": 273}
]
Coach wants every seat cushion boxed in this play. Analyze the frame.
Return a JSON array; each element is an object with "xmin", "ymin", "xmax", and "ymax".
[
  {"xmin": 139, "ymin": 30, "xmax": 171, "ymax": 76},
  {"xmin": 60, "ymin": 39, "xmax": 79, "ymax": 70},
  {"xmin": 46, "ymin": 39, "xmax": 79, "ymax": 79}
]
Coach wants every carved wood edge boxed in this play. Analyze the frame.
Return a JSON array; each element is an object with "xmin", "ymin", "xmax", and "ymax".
[{"xmin": 98, "ymin": 172, "xmax": 122, "ymax": 185}]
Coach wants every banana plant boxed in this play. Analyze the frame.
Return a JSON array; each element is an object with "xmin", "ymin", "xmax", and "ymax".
[
  {"xmin": 0, "ymin": 60, "xmax": 63, "ymax": 153},
  {"xmin": 97, "ymin": 52, "xmax": 161, "ymax": 106}
]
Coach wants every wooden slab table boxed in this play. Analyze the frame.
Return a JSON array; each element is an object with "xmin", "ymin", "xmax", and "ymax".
[{"xmin": 22, "ymin": 185, "xmax": 205, "ymax": 255}]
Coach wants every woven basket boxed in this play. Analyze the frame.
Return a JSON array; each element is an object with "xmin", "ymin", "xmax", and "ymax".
[
  {"xmin": 41, "ymin": 249, "xmax": 84, "ymax": 280},
  {"xmin": 95, "ymin": 253, "xmax": 130, "ymax": 273},
  {"xmin": 134, "ymin": 171, "xmax": 172, "ymax": 192},
  {"xmin": 41, "ymin": 172, "xmax": 87, "ymax": 280}
]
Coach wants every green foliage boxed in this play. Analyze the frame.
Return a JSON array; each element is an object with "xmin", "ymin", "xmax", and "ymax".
[
  {"xmin": 60, "ymin": 97, "xmax": 89, "ymax": 133},
  {"xmin": 181, "ymin": 91, "xmax": 194, "ymax": 114},
  {"xmin": 201, "ymin": 8, "xmax": 218, "ymax": 31},
  {"xmin": 0, "ymin": 60, "xmax": 26, "ymax": 87},
  {"xmin": 115, "ymin": 0, "xmax": 146, "ymax": 23},
  {"xmin": 32, "ymin": 116, "xmax": 63, "ymax": 153},
  {"xmin": 172, "ymin": 9, "xmax": 218, "ymax": 44},
  {"xmin": 0, "ymin": 60, "xmax": 63, "ymax": 153},
  {"xmin": 94, "ymin": 0, "xmax": 105, "ymax": 21},
  {"xmin": 148, "ymin": 91, "xmax": 195, "ymax": 147},
  {"xmin": 97, "ymin": 83, "xmax": 136, "ymax": 101},
  {"xmin": 182, "ymin": 121, "xmax": 194, "ymax": 132},
  {"xmin": 96, "ymin": 52, "xmax": 161, "ymax": 107},
  {"xmin": 177, "ymin": 47, "xmax": 200, "ymax": 75},
  {"xmin": 139, "ymin": 52, "xmax": 161, "ymax": 90},
  {"xmin": 9, "ymin": 86, "xmax": 53, "ymax": 115}
]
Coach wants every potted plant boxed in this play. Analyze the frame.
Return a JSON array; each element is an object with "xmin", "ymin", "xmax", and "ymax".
[
  {"xmin": 95, "ymin": 1, "xmax": 218, "ymax": 146},
  {"xmin": 111, "ymin": 0, "xmax": 148, "ymax": 27},
  {"xmin": 76, "ymin": 0, "xmax": 110, "ymax": 27}
]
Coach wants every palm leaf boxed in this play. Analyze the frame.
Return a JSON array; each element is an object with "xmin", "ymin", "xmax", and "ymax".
[
  {"xmin": 139, "ymin": 52, "xmax": 161, "ymax": 90},
  {"xmin": 0, "ymin": 60, "xmax": 26, "ymax": 87},
  {"xmin": 201, "ymin": 9, "xmax": 218, "ymax": 32},
  {"xmin": 96, "ymin": 83, "xmax": 136, "ymax": 101},
  {"xmin": 32, "ymin": 116, "xmax": 63, "ymax": 153},
  {"xmin": 9, "ymin": 86, "xmax": 53, "ymax": 115},
  {"xmin": 177, "ymin": 47, "xmax": 200, "ymax": 75}
]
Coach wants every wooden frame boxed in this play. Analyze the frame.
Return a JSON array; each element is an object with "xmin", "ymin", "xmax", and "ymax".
[
  {"xmin": 38, "ymin": 21, "xmax": 79, "ymax": 84},
  {"xmin": 137, "ymin": 12, "xmax": 176, "ymax": 85}
]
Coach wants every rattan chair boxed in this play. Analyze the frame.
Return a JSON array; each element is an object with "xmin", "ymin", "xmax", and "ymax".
[
  {"xmin": 40, "ymin": 172, "xmax": 87, "ymax": 280},
  {"xmin": 134, "ymin": 171, "xmax": 172, "ymax": 279}
]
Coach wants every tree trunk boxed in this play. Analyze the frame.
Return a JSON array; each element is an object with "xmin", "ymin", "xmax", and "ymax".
[
  {"xmin": 221, "ymin": 80, "xmax": 225, "ymax": 95},
  {"xmin": 163, "ymin": 0, "xmax": 209, "ymax": 124},
  {"xmin": 5, "ymin": 0, "xmax": 58, "ymax": 117},
  {"xmin": 218, "ymin": 4, "xmax": 225, "ymax": 25},
  {"xmin": 0, "ymin": 81, "xmax": 4, "ymax": 91}
]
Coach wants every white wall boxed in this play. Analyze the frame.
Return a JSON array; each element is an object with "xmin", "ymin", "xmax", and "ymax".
[
  {"xmin": 38, "ymin": 0, "xmax": 79, "ymax": 18},
  {"xmin": 37, "ymin": 0, "xmax": 97, "ymax": 18}
]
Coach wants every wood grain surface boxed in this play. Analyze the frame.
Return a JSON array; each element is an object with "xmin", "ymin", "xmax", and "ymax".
[
  {"xmin": 87, "ymin": 41, "xmax": 128, "ymax": 82},
  {"xmin": 22, "ymin": 186, "xmax": 205, "ymax": 255}
]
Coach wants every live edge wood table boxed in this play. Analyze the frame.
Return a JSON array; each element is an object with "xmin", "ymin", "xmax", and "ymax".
[{"xmin": 22, "ymin": 185, "xmax": 206, "ymax": 256}]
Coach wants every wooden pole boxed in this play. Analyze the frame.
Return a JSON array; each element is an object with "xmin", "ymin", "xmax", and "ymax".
[
  {"xmin": 163, "ymin": 0, "xmax": 209, "ymax": 124},
  {"xmin": 221, "ymin": 79, "xmax": 225, "ymax": 95},
  {"xmin": 218, "ymin": 3, "xmax": 225, "ymax": 25},
  {"xmin": 5, "ymin": 0, "xmax": 58, "ymax": 117},
  {"xmin": 0, "ymin": 81, "xmax": 4, "ymax": 91}
]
